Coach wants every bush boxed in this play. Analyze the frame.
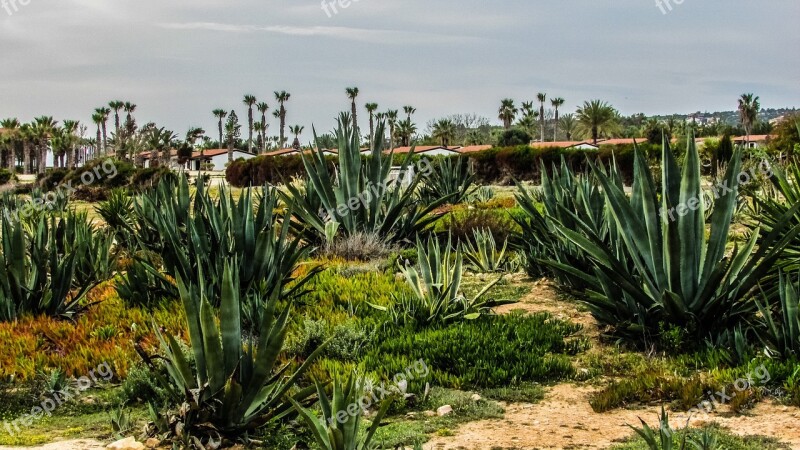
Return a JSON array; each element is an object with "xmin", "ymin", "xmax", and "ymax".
[
  {"xmin": 440, "ymin": 207, "xmax": 520, "ymax": 245},
  {"xmin": 0, "ymin": 169, "xmax": 13, "ymax": 185},
  {"xmin": 364, "ymin": 312, "xmax": 586, "ymax": 390},
  {"xmin": 322, "ymin": 231, "xmax": 395, "ymax": 261},
  {"xmin": 226, "ymin": 154, "xmax": 310, "ymax": 187}
]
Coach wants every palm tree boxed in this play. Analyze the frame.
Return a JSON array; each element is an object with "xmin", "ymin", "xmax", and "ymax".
[
  {"xmin": 94, "ymin": 107, "xmax": 110, "ymax": 153},
  {"xmin": 386, "ymin": 109, "xmax": 398, "ymax": 151},
  {"xmin": 0, "ymin": 118, "xmax": 20, "ymax": 170},
  {"xmin": 256, "ymin": 101, "xmax": 269, "ymax": 153},
  {"xmin": 346, "ymin": 87, "xmax": 360, "ymax": 135},
  {"xmin": 212, "ymin": 109, "xmax": 227, "ymax": 148},
  {"xmin": 498, "ymin": 99, "xmax": 517, "ymax": 130},
  {"xmin": 243, "ymin": 94, "xmax": 257, "ymax": 153},
  {"xmin": 32, "ymin": 116, "xmax": 57, "ymax": 174},
  {"xmin": 559, "ymin": 114, "xmax": 576, "ymax": 141},
  {"xmin": 109, "ymin": 100, "xmax": 124, "ymax": 135},
  {"xmin": 432, "ymin": 119, "xmax": 456, "ymax": 147},
  {"xmin": 274, "ymin": 91, "xmax": 291, "ymax": 147},
  {"xmin": 290, "ymin": 125, "xmax": 305, "ymax": 141},
  {"xmin": 225, "ymin": 110, "xmax": 241, "ymax": 162},
  {"xmin": 403, "ymin": 105, "xmax": 417, "ymax": 121},
  {"xmin": 575, "ymin": 100, "xmax": 619, "ymax": 144},
  {"xmin": 537, "ymin": 92, "xmax": 547, "ymax": 142},
  {"xmin": 521, "ymin": 101, "xmax": 536, "ymax": 118},
  {"xmin": 123, "ymin": 102, "xmax": 136, "ymax": 122},
  {"xmin": 365, "ymin": 102, "xmax": 379, "ymax": 148},
  {"xmin": 91, "ymin": 113, "xmax": 103, "ymax": 162},
  {"xmin": 517, "ymin": 113, "xmax": 538, "ymax": 139},
  {"xmin": 62, "ymin": 120, "xmax": 79, "ymax": 169},
  {"xmin": 738, "ymin": 93, "xmax": 760, "ymax": 145},
  {"xmin": 551, "ymin": 97, "xmax": 565, "ymax": 141},
  {"xmin": 396, "ymin": 119, "xmax": 417, "ymax": 147},
  {"xmin": 18, "ymin": 123, "xmax": 35, "ymax": 174}
]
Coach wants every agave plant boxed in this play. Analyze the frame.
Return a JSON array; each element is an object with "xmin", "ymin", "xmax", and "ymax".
[
  {"xmin": 152, "ymin": 264, "xmax": 327, "ymax": 443},
  {"xmin": 463, "ymin": 228, "xmax": 510, "ymax": 273},
  {"xmin": 290, "ymin": 372, "xmax": 394, "ymax": 450},
  {"xmin": 553, "ymin": 136, "xmax": 800, "ymax": 345},
  {"xmin": 418, "ymin": 156, "xmax": 477, "ymax": 204},
  {"xmin": 756, "ymin": 273, "xmax": 800, "ymax": 359},
  {"xmin": 124, "ymin": 175, "xmax": 315, "ymax": 310},
  {"xmin": 388, "ymin": 237, "xmax": 512, "ymax": 326},
  {"xmin": 284, "ymin": 113, "xmax": 449, "ymax": 245},
  {"xmin": 471, "ymin": 185, "xmax": 495, "ymax": 204},
  {"xmin": 514, "ymin": 157, "xmax": 625, "ymax": 288},
  {"xmin": 96, "ymin": 188, "xmax": 136, "ymax": 248},
  {"xmin": 0, "ymin": 213, "xmax": 109, "ymax": 321},
  {"xmin": 750, "ymin": 159, "xmax": 800, "ymax": 270}
]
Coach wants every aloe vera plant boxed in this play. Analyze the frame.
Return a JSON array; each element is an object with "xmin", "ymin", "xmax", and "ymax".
[
  {"xmin": 418, "ymin": 155, "xmax": 477, "ymax": 204},
  {"xmin": 390, "ymin": 237, "xmax": 512, "ymax": 326},
  {"xmin": 284, "ymin": 113, "xmax": 449, "ymax": 245},
  {"xmin": 290, "ymin": 372, "xmax": 394, "ymax": 450},
  {"xmin": 553, "ymin": 136, "xmax": 800, "ymax": 344},
  {"xmin": 152, "ymin": 263, "xmax": 327, "ymax": 441}
]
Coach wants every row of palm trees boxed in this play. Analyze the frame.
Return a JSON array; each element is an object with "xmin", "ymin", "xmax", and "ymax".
[
  {"xmin": 499, "ymin": 97, "xmax": 617, "ymax": 144},
  {"xmin": 344, "ymin": 87, "xmax": 419, "ymax": 149},
  {"xmin": 213, "ymin": 91, "xmax": 292, "ymax": 156},
  {"xmin": 0, "ymin": 116, "xmax": 96, "ymax": 174},
  {"xmin": 499, "ymin": 94, "xmax": 567, "ymax": 142}
]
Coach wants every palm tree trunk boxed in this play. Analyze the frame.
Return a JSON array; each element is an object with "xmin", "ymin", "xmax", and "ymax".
[
  {"xmin": 280, "ymin": 108, "xmax": 286, "ymax": 147},
  {"xmin": 218, "ymin": 120, "xmax": 224, "ymax": 149},
  {"xmin": 554, "ymin": 109, "xmax": 559, "ymax": 141},
  {"xmin": 39, "ymin": 143, "xmax": 47, "ymax": 174},
  {"xmin": 247, "ymin": 108, "xmax": 254, "ymax": 153}
]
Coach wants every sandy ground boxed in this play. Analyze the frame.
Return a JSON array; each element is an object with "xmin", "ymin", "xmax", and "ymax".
[
  {"xmin": 0, "ymin": 440, "xmax": 107, "ymax": 450},
  {"xmin": 426, "ymin": 279, "xmax": 800, "ymax": 450}
]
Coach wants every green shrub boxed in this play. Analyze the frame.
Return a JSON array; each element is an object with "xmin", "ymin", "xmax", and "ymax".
[
  {"xmin": 364, "ymin": 312, "xmax": 586, "ymax": 389},
  {"xmin": 226, "ymin": 154, "xmax": 310, "ymax": 187},
  {"xmin": 440, "ymin": 207, "xmax": 519, "ymax": 245},
  {"xmin": 0, "ymin": 169, "xmax": 13, "ymax": 185}
]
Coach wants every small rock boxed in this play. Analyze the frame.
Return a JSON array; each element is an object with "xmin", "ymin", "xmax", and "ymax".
[
  {"xmin": 144, "ymin": 438, "xmax": 160, "ymax": 449},
  {"xmin": 436, "ymin": 405, "xmax": 453, "ymax": 416},
  {"xmin": 470, "ymin": 394, "xmax": 482, "ymax": 401},
  {"xmin": 107, "ymin": 437, "xmax": 145, "ymax": 450},
  {"xmin": 423, "ymin": 410, "xmax": 436, "ymax": 417}
]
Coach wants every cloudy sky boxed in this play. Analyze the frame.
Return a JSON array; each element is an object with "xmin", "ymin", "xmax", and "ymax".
[{"xmin": 1, "ymin": 0, "xmax": 798, "ymax": 138}]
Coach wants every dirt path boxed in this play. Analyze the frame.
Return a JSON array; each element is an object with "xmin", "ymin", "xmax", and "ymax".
[
  {"xmin": 426, "ymin": 279, "xmax": 800, "ymax": 450},
  {"xmin": 0, "ymin": 440, "xmax": 106, "ymax": 450}
]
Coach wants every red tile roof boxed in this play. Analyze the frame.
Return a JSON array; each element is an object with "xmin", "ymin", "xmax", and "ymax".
[
  {"xmin": 457, "ymin": 145, "xmax": 493, "ymax": 154},
  {"xmin": 388, "ymin": 146, "xmax": 462, "ymax": 154}
]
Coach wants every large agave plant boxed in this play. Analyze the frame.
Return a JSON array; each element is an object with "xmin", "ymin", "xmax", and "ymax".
[
  {"xmin": 418, "ymin": 155, "xmax": 477, "ymax": 204},
  {"xmin": 514, "ymin": 157, "xmax": 626, "ymax": 289},
  {"xmin": 291, "ymin": 372, "xmax": 394, "ymax": 450},
  {"xmin": 757, "ymin": 273, "xmax": 800, "ymax": 359},
  {"xmin": 554, "ymin": 136, "xmax": 800, "ymax": 344},
  {"xmin": 463, "ymin": 228, "xmax": 510, "ymax": 273},
  {"xmin": 284, "ymin": 113, "xmax": 449, "ymax": 245},
  {"xmin": 0, "ymin": 213, "xmax": 110, "ymax": 321},
  {"xmin": 750, "ymin": 158, "xmax": 800, "ymax": 270},
  {"xmin": 152, "ymin": 264, "xmax": 327, "ymax": 443},
  {"xmin": 124, "ymin": 175, "xmax": 315, "ymax": 308}
]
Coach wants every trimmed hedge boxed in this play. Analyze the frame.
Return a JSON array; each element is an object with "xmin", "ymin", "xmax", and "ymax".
[
  {"xmin": 225, "ymin": 143, "xmax": 657, "ymax": 187},
  {"xmin": 467, "ymin": 143, "xmax": 652, "ymax": 185},
  {"xmin": 226, "ymin": 155, "xmax": 319, "ymax": 187}
]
